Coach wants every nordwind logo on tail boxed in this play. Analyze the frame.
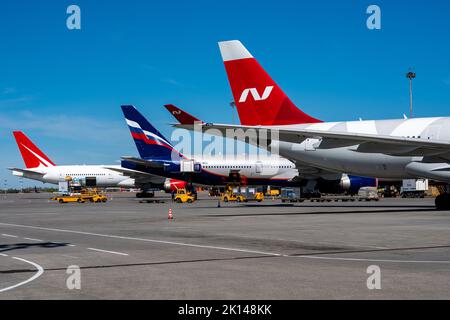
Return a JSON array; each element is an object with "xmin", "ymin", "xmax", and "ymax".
[{"xmin": 239, "ymin": 86, "xmax": 274, "ymax": 103}]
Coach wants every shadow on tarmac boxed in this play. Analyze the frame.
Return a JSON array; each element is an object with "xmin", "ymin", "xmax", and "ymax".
[
  {"xmin": 206, "ymin": 207, "xmax": 440, "ymax": 217},
  {"xmin": 0, "ymin": 242, "xmax": 70, "ymax": 254}
]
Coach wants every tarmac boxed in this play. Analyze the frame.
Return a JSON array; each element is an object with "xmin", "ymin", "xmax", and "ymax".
[{"xmin": 0, "ymin": 192, "xmax": 449, "ymax": 299}]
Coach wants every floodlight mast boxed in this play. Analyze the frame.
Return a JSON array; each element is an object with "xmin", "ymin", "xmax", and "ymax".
[{"xmin": 406, "ymin": 71, "xmax": 416, "ymax": 118}]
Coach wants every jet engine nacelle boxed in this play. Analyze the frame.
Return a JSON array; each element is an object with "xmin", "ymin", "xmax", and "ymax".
[
  {"xmin": 316, "ymin": 174, "xmax": 377, "ymax": 194},
  {"xmin": 117, "ymin": 178, "xmax": 136, "ymax": 187},
  {"xmin": 163, "ymin": 178, "xmax": 188, "ymax": 193},
  {"xmin": 343, "ymin": 175, "xmax": 377, "ymax": 194}
]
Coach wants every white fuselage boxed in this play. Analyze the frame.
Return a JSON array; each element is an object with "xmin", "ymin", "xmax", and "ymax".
[
  {"xmin": 194, "ymin": 155, "xmax": 299, "ymax": 181},
  {"xmin": 274, "ymin": 117, "xmax": 450, "ymax": 181},
  {"xmin": 12, "ymin": 165, "xmax": 136, "ymax": 187}
]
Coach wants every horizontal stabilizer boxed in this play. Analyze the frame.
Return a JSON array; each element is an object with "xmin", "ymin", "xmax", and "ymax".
[
  {"xmin": 8, "ymin": 167, "xmax": 45, "ymax": 177},
  {"xmin": 121, "ymin": 156, "xmax": 166, "ymax": 169}
]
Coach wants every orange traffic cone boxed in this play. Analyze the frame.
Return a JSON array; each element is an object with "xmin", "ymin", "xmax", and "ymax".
[{"xmin": 168, "ymin": 208, "xmax": 174, "ymax": 220}]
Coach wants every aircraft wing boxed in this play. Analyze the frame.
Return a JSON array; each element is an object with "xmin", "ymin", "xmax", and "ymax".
[
  {"xmin": 173, "ymin": 123, "xmax": 450, "ymax": 160},
  {"xmin": 104, "ymin": 166, "xmax": 165, "ymax": 185}
]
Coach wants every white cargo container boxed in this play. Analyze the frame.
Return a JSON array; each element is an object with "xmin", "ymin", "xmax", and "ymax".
[
  {"xmin": 58, "ymin": 181, "xmax": 69, "ymax": 193},
  {"xmin": 401, "ymin": 179, "xmax": 429, "ymax": 198}
]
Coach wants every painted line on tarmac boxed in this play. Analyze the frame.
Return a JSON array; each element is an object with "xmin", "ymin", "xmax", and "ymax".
[
  {"xmin": 1, "ymin": 223, "xmax": 449, "ymax": 263},
  {"xmin": 292, "ymin": 255, "xmax": 450, "ymax": 264},
  {"xmin": 2, "ymin": 224, "xmax": 448, "ymax": 264},
  {"xmin": 0, "ymin": 222, "xmax": 282, "ymax": 257},
  {"xmin": 0, "ymin": 256, "xmax": 44, "ymax": 293},
  {"xmin": 1, "ymin": 234, "xmax": 18, "ymax": 238},
  {"xmin": 0, "ymin": 253, "xmax": 8, "ymax": 257},
  {"xmin": 87, "ymin": 248, "xmax": 129, "ymax": 256},
  {"xmin": 23, "ymin": 237, "xmax": 43, "ymax": 242}
]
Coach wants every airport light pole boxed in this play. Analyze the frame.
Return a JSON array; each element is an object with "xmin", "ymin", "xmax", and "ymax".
[
  {"xmin": 406, "ymin": 71, "xmax": 416, "ymax": 118},
  {"xmin": 3, "ymin": 179, "xmax": 7, "ymax": 199}
]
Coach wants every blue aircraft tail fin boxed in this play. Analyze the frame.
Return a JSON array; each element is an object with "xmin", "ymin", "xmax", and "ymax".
[{"xmin": 121, "ymin": 105, "xmax": 181, "ymax": 161}]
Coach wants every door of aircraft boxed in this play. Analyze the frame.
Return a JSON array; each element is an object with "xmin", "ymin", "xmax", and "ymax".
[
  {"xmin": 255, "ymin": 161, "xmax": 263, "ymax": 174},
  {"xmin": 85, "ymin": 177, "xmax": 97, "ymax": 187}
]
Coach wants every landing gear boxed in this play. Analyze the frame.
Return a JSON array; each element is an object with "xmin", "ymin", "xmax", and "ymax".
[
  {"xmin": 301, "ymin": 191, "xmax": 321, "ymax": 199},
  {"xmin": 435, "ymin": 194, "xmax": 450, "ymax": 210},
  {"xmin": 136, "ymin": 191, "xmax": 155, "ymax": 198},
  {"xmin": 209, "ymin": 187, "xmax": 220, "ymax": 197},
  {"xmin": 435, "ymin": 184, "xmax": 450, "ymax": 210}
]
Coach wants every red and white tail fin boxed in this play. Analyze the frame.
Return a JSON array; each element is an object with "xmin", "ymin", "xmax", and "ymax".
[
  {"xmin": 13, "ymin": 131, "xmax": 56, "ymax": 169},
  {"xmin": 164, "ymin": 104, "xmax": 204, "ymax": 125},
  {"xmin": 219, "ymin": 40, "xmax": 322, "ymax": 126}
]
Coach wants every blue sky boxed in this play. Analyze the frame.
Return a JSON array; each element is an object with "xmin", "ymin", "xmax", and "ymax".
[{"xmin": 1, "ymin": 0, "xmax": 449, "ymax": 187}]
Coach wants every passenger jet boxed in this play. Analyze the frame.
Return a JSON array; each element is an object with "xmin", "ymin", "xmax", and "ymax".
[
  {"xmin": 121, "ymin": 105, "xmax": 374, "ymax": 194},
  {"xmin": 9, "ymin": 131, "xmax": 166, "ymax": 196},
  {"xmin": 174, "ymin": 40, "xmax": 450, "ymax": 209}
]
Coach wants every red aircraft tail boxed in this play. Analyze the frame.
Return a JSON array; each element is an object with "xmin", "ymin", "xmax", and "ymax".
[
  {"xmin": 164, "ymin": 104, "xmax": 204, "ymax": 125},
  {"xmin": 13, "ymin": 131, "xmax": 56, "ymax": 168},
  {"xmin": 218, "ymin": 40, "xmax": 322, "ymax": 126}
]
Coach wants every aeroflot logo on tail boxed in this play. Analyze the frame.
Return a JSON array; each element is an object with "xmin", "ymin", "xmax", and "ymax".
[{"xmin": 239, "ymin": 86, "xmax": 274, "ymax": 103}]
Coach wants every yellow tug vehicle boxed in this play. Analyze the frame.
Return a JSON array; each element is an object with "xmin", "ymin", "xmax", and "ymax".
[
  {"xmin": 51, "ymin": 176, "xmax": 108, "ymax": 204},
  {"xmin": 51, "ymin": 191, "xmax": 107, "ymax": 204},
  {"xmin": 80, "ymin": 189, "xmax": 108, "ymax": 203},
  {"xmin": 173, "ymin": 188, "xmax": 196, "ymax": 203},
  {"xmin": 221, "ymin": 192, "xmax": 246, "ymax": 203},
  {"xmin": 52, "ymin": 195, "xmax": 86, "ymax": 204},
  {"xmin": 221, "ymin": 185, "xmax": 265, "ymax": 203}
]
